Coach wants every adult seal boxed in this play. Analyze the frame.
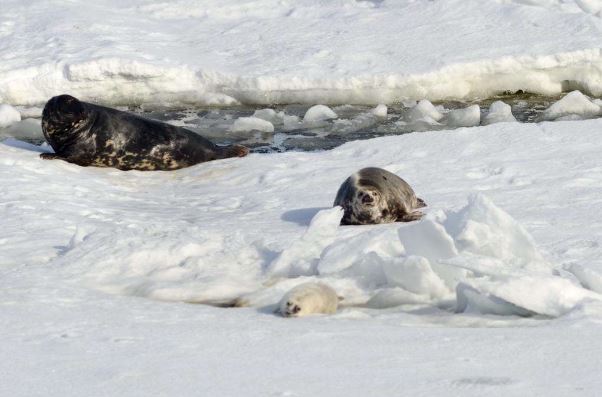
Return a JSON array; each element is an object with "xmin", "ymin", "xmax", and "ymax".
[
  {"xmin": 334, "ymin": 167, "xmax": 426, "ymax": 225},
  {"xmin": 40, "ymin": 94, "xmax": 249, "ymax": 170}
]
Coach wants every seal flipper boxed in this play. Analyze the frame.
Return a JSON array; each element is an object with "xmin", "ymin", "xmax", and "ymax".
[
  {"xmin": 40, "ymin": 153, "xmax": 64, "ymax": 160},
  {"xmin": 219, "ymin": 144, "xmax": 249, "ymax": 159},
  {"xmin": 398, "ymin": 211, "xmax": 424, "ymax": 222},
  {"xmin": 416, "ymin": 197, "xmax": 427, "ymax": 208}
]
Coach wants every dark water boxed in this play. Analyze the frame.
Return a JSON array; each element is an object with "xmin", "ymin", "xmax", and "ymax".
[
  {"xmin": 1, "ymin": 93, "xmax": 592, "ymax": 152},
  {"xmin": 140, "ymin": 92, "xmax": 561, "ymax": 152}
]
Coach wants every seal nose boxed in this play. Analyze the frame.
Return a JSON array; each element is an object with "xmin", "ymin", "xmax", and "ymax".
[{"xmin": 362, "ymin": 194, "xmax": 374, "ymax": 204}]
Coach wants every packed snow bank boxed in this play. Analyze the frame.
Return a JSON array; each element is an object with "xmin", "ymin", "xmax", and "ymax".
[{"xmin": 2, "ymin": 0, "xmax": 602, "ymax": 106}]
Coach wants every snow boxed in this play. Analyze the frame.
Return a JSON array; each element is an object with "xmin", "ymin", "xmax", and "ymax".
[
  {"xmin": 4, "ymin": 118, "xmax": 602, "ymax": 395},
  {"xmin": 2, "ymin": 0, "xmax": 602, "ymax": 106},
  {"xmin": 3, "ymin": 0, "xmax": 602, "ymax": 395},
  {"xmin": 543, "ymin": 90, "xmax": 601, "ymax": 120},
  {"xmin": 0, "ymin": 103, "xmax": 21, "ymax": 128}
]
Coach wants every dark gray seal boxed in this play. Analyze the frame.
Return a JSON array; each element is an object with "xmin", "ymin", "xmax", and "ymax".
[
  {"xmin": 334, "ymin": 167, "xmax": 426, "ymax": 225},
  {"xmin": 40, "ymin": 94, "xmax": 249, "ymax": 170}
]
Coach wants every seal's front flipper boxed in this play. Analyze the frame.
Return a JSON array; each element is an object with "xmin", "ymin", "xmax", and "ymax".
[
  {"xmin": 416, "ymin": 197, "xmax": 427, "ymax": 208},
  {"xmin": 398, "ymin": 211, "xmax": 423, "ymax": 222},
  {"xmin": 40, "ymin": 153, "xmax": 63, "ymax": 160}
]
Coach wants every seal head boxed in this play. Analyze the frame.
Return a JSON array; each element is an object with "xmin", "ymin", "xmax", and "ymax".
[{"xmin": 334, "ymin": 167, "xmax": 426, "ymax": 225}]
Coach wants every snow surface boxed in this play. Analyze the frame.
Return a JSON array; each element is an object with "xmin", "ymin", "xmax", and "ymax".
[
  {"xmin": 3, "ymin": 0, "xmax": 602, "ymax": 395},
  {"xmin": 2, "ymin": 0, "xmax": 602, "ymax": 106},
  {"xmin": 3, "ymin": 119, "xmax": 602, "ymax": 396}
]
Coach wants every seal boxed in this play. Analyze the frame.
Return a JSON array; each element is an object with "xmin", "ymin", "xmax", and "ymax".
[
  {"xmin": 333, "ymin": 167, "xmax": 426, "ymax": 225},
  {"xmin": 278, "ymin": 282, "xmax": 339, "ymax": 317},
  {"xmin": 40, "ymin": 94, "xmax": 249, "ymax": 170}
]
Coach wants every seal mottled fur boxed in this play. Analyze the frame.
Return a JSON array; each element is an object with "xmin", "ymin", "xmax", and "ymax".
[
  {"xmin": 278, "ymin": 282, "xmax": 339, "ymax": 317},
  {"xmin": 41, "ymin": 94, "xmax": 249, "ymax": 170},
  {"xmin": 334, "ymin": 167, "xmax": 426, "ymax": 225}
]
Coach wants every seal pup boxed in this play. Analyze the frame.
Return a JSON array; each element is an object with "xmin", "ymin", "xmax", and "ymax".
[
  {"xmin": 278, "ymin": 282, "xmax": 339, "ymax": 317},
  {"xmin": 334, "ymin": 167, "xmax": 426, "ymax": 225},
  {"xmin": 40, "ymin": 94, "xmax": 249, "ymax": 170}
]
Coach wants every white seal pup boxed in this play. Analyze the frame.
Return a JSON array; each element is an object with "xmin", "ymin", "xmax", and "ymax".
[
  {"xmin": 333, "ymin": 167, "xmax": 426, "ymax": 225},
  {"xmin": 278, "ymin": 282, "xmax": 339, "ymax": 317}
]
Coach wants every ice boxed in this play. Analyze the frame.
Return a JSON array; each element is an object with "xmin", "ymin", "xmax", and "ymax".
[
  {"xmin": 303, "ymin": 105, "xmax": 338, "ymax": 125},
  {"xmin": 445, "ymin": 105, "xmax": 481, "ymax": 128},
  {"xmin": 268, "ymin": 207, "xmax": 343, "ymax": 277},
  {"xmin": 483, "ymin": 101, "xmax": 517, "ymax": 125},
  {"xmin": 567, "ymin": 264, "xmax": 602, "ymax": 293},
  {"xmin": 3, "ymin": 0, "xmax": 602, "ymax": 393},
  {"xmin": 444, "ymin": 194, "xmax": 545, "ymax": 267},
  {"xmin": 543, "ymin": 90, "xmax": 601, "ymax": 121},
  {"xmin": 0, "ymin": 104, "xmax": 21, "ymax": 128},
  {"xmin": 406, "ymin": 99, "xmax": 443, "ymax": 122},
  {"xmin": 371, "ymin": 104, "xmax": 388, "ymax": 118},
  {"xmin": 231, "ymin": 116, "xmax": 274, "ymax": 133},
  {"xmin": 382, "ymin": 256, "xmax": 450, "ymax": 299},
  {"xmin": 0, "ymin": 118, "xmax": 43, "ymax": 141}
]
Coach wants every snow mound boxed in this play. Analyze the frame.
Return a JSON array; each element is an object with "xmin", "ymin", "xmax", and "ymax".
[
  {"xmin": 543, "ymin": 90, "xmax": 601, "ymax": 121},
  {"xmin": 0, "ymin": 104, "xmax": 21, "ymax": 128},
  {"xmin": 253, "ymin": 194, "xmax": 600, "ymax": 317},
  {"xmin": 231, "ymin": 116, "xmax": 275, "ymax": 133},
  {"xmin": 483, "ymin": 101, "xmax": 517, "ymax": 125},
  {"xmin": 303, "ymin": 105, "xmax": 338, "ymax": 125}
]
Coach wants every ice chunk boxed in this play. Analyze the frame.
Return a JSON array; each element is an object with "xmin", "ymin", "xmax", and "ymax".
[
  {"xmin": 366, "ymin": 287, "xmax": 431, "ymax": 309},
  {"xmin": 445, "ymin": 105, "xmax": 480, "ymax": 128},
  {"xmin": 1, "ymin": 118, "xmax": 43, "ymax": 141},
  {"xmin": 406, "ymin": 99, "xmax": 443, "ymax": 122},
  {"xmin": 483, "ymin": 101, "xmax": 517, "ymax": 125},
  {"xmin": 382, "ymin": 256, "xmax": 450, "ymax": 299},
  {"xmin": 269, "ymin": 207, "xmax": 343, "ymax": 277},
  {"xmin": 318, "ymin": 227, "xmax": 404, "ymax": 274},
  {"xmin": 231, "ymin": 116, "xmax": 274, "ymax": 133},
  {"xmin": 566, "ymin": 264, "xmax": 602, "ymax": 294},
  {"xmin": 371, "ymin": 104, "xmax": 388, "ymax": 118},
  {"xmin": 456, "ymin": 283, "xmax": 535, "ymax": 316},
  {"xmin": 303, "ymin": 105, "xmax": 337, "ymax": 125},
  {"xmin": 543, "ymin": 90, "xmax": 601, "ymax": 121},
  {"xmin": 397, "ymin": 219, "xmax": 458, "ymax": 262},
  {"xmin": 0, "ymin": 104, "xmax": 21, "ymax": 128},
  {"xmin": 459, "ymin": 276, "xmax": 596, "ymax": 317},
  {"xmin": 252, "ymin": 109, "xmax": 280, "ymax": 124},
  {"xmin": 444, "ymin": 194, "xmax": 545, "ymax": 266}
]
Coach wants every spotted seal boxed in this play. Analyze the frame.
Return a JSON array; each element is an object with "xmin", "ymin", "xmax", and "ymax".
[
  {"xmin": 334, "ymin": 167, "xmax": 426, "ymax": 225},
  {"xmin": 278, "ymin": 282, "xmax": 339, "ymax": 317},
  {"xmin": 40, "ymin": 94, "xmax": 249, "ymax": 170}
]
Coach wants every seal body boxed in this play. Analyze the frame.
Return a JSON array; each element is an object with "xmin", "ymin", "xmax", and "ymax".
[
  {"xmin": 278, "ymin": 282, "xmax": 339, "ymax": 317},
  {"xmin": 334, "ymin": 167, "xmax": 426, "ymax": 225},
  {"xmin": 41, "ymin": 94, "xmax": 249, "ymax": 170}
]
